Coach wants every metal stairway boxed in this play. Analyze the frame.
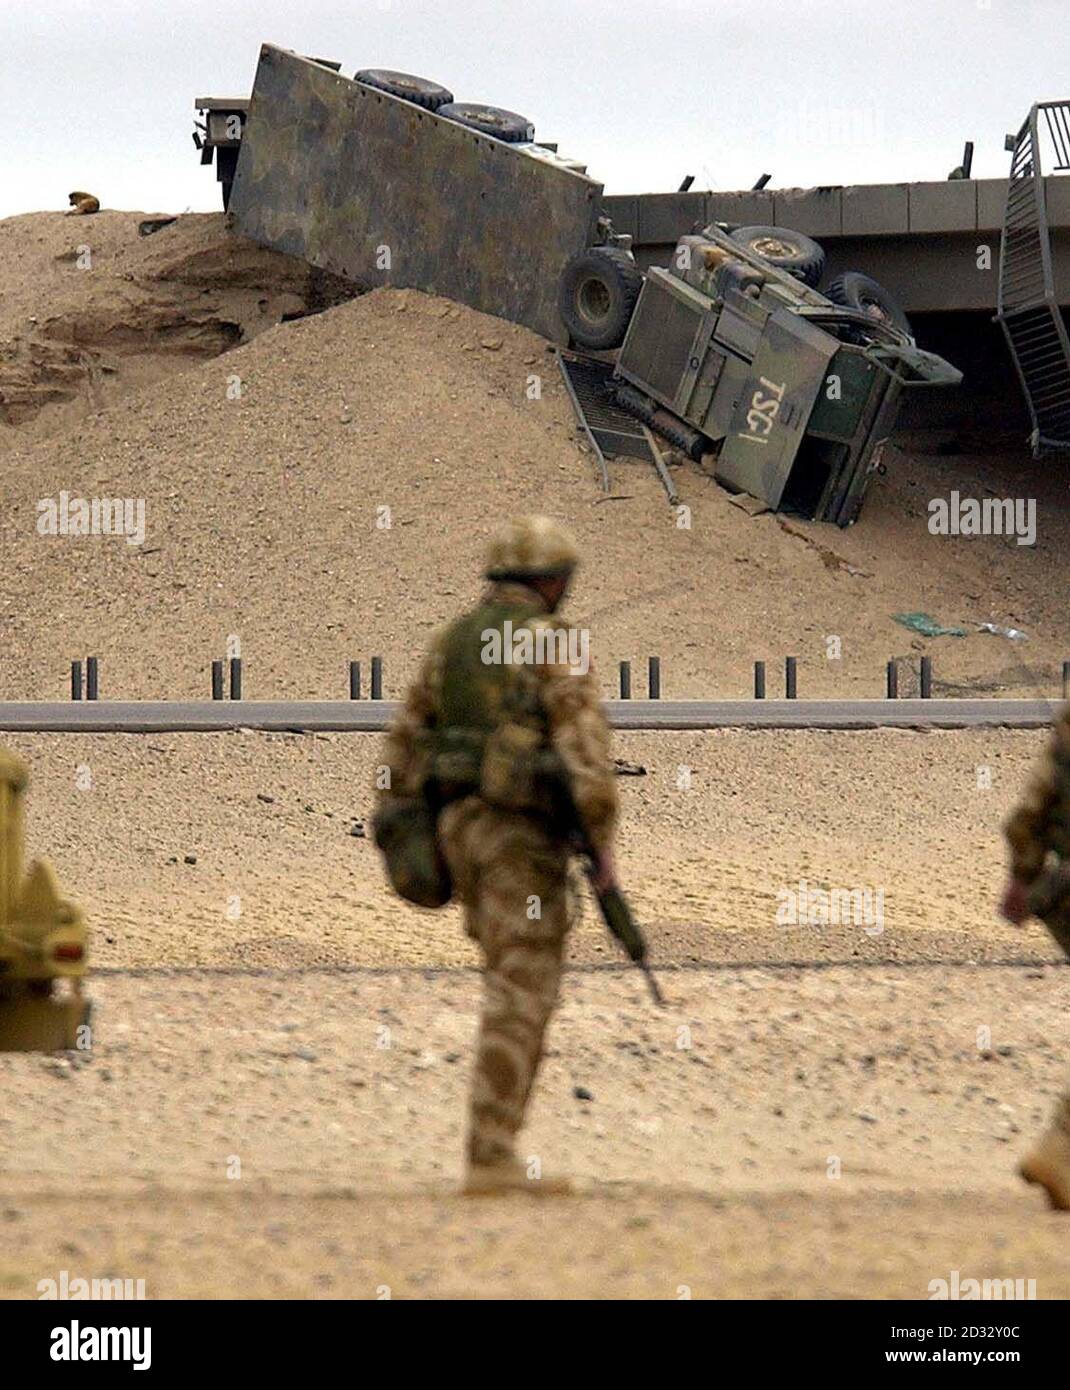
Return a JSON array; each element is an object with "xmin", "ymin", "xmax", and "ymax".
[{"xmin": 997, "ymin": 101, "xmax": 1070, "ymax": 455}]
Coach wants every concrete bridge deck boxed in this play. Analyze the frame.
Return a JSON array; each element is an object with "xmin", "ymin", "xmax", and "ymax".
[{"xmin": 603, "ymin": 178, "xmax": 1070, "ymax": 314}]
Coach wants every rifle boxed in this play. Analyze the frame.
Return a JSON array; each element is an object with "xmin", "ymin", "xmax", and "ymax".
[{"xmin": 555, "ymin": 775, "xmax": 665, "ymax": 1006}]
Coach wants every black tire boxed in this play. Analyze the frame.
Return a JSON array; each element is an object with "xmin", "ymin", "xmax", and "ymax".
[
  {"xmin": 825, "ymin": 272, "xmax": 913, "ymax": 339},
  {"xmin": 729, "ymin": 225, "xmax": 825, "ymax": 287},
  {"xmin": 558, "ymin": 248, "xmax": 643, "ymax": 351},
  {"xmin": 354, "ymin": 69, "xmax": 454, "ymax": 111},
  {"xmin": 437, "ymin": 102, "xmax": 535, "ymax": 143}
]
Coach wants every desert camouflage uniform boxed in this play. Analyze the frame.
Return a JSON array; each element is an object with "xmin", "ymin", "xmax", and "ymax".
[
  {"xmin": 379, "ymin": 571, "xmax": 617, "ymax": 1178},
  {"xmin": 1004, "ymin": 701, "xmax": 1070, "ymax": 1208}
]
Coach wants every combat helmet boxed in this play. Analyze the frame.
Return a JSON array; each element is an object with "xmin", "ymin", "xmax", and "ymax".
[{"xmin": 485, "ymin": 515, "xmax": 580, "ymax": 581}]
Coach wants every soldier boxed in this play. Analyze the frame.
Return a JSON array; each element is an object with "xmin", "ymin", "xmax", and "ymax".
[
  {"xmin": 1001, "ymin": 702, "xmax": 1070, "ymax": 1209},
  {"xmin": 376, "ymin": 516, "xmax": 618, "ymax": 1195}
]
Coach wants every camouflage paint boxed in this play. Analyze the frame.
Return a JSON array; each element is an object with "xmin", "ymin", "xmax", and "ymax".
[{"xmin": 231, "ymin": 46, "xmax": 603, "ymax": 341}]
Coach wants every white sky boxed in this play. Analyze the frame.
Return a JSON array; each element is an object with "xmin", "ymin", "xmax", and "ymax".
[{"xmin": 2, "ymin": 0, "xmax": 1068, "ymax": 218}]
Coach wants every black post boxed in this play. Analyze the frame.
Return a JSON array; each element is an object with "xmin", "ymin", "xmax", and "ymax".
[
  {"xmin": 648, "ymin": 656, "xmax": 661, "ymax": 700},
  {"xmin": 212, "ymin": 661, "xmax": 224, "ymax": 701},
  {"xmin": 229, "ymin": 657, "xmax": 242, "ymax": 701},
  {"xmin": 886, "ymin": 660, "xmax": 898, "ymax": 700},
  {"xmin": 349, "ymin": 660, "xmax": 362, "ymax": 700},
  {"xmin": 754, "ymin": 661, "xmax": 766, "ymax": 699},
  {"xmin": 371, "ymin": 656, "xmax": 383, "ymax": 701},
  {"xmin": 619, "ymin": 661, "xmax": 631, "ymax": 700},
  {"xmin": 86, "ymin": 656, "xmax": 98, "ymax": 702},
  {"xmin": 785, "ymin": 656, "xmax": 797, "ymax": 700},
  {"xmin": 920, "ymin": 655, "xmax": 932, "ymax": 699},
  {"xmin": 70, "ymin": 660, "xmax": 83, "ymax": 701},
  {"xmin": 1063, "ymin": 661, "xmax": 1070, "ymax": 701}
]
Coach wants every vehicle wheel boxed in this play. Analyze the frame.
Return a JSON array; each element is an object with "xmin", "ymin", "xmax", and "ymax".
[
  {"xmin": 436, "ymin": 102, "xmax": 535, "ymax": 143},
  {"xmin": 825, "ymin": 272, "xmax": 913, "ymax": 338},
  {"xmin": 354, "ymin": 69, "xmax": 455, "ymax": 111},
  {"xmin": 729, "ymin": 225, "xmax": 825, "ymax": 287},
  {"xmin": 558, "ymin": 248, "xmax": 644, "ymax": 351}
]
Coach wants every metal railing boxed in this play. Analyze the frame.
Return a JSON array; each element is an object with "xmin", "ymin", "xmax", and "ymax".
[{"xmin": 997, "ymin": 101, "xmax": 1070, "ymax": 455}]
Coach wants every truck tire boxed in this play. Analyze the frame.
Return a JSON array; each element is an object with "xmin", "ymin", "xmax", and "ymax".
[
  {"xmin": 729, "ymin": 225, "xmax": 825, "ymax": 287},
  {"xmin": 558, "ymin": 248, "xmax": 644, "ymax": 351},
  {"xmin": 437, "ymin": 102, "xmax": 535, "ymax": 143},
  {"xmin": 354, "ymin": 70, "xmax": 455, "ymax": 111},
  {"xmin": 825, "ymin": 272, "xmax": 913, "ymax": 339}
]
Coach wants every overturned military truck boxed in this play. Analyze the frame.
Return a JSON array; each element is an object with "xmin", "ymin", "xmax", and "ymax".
[
  {"xmin": 206, "ymin": 44, "xmax": 961, "ymax": 525},
  {"xmin": 560, "ymin": 223, "xmax": 962, "ymax": 525}
]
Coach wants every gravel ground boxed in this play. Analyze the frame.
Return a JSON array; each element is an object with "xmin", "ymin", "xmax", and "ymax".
[{"xmin": 3, "ymin": 965, "xmax": 1070, "ymax": 1299}]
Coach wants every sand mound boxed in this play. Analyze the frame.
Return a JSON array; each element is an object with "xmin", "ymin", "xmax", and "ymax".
[
  {"xmin": 0, "ymin": 211, "xmax": 352, "ymax": 435},
  {"xmin": 1, "ymin": 215, "xmax": 1068, "ymax": 703}
]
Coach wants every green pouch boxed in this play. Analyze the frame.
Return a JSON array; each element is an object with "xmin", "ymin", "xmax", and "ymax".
[
  {"xmin": 372, "ymin": 797, "xmax": 452, "ymax": 909},
  {"xmin": 1028, "ymin": 862, "xmax": 1070, "ymax": 961}
]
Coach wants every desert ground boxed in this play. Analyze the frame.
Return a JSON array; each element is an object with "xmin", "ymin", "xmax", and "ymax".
[{"xmin": 2, "ymin": 209, "xmax": 1070, "ymax": 1299}]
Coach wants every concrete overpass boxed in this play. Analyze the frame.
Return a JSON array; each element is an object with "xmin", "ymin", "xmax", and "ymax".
[{"xmin": 603, "ymin": 178, "xmax": 1070, "ymax": 313}]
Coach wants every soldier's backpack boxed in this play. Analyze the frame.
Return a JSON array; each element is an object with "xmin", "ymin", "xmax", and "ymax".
[
  {"xmin": 429, "ymin": 598, "xmax": 564, "ymax": 814},
  {"xmin": 372, "ymin": 796, "xmax": 453, "ymax": 909}
]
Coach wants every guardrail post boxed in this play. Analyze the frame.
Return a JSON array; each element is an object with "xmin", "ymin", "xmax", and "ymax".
[
  {"xmin": 619, "ymin": 661, "xmax": 631, "ymax": 700},
  {"xmin": 70, "ymin": 661, "xmax": 82, "ymax": 701},
  {"xmin": 754, "ymin": 661, "xmax": 765, "ymax": 699},
  {"xmin": 86, "ymin": 657, "xmax": 99, "ymax": 702},
  {"xmin": 229, "ymin": 657, "xmax": 243, "ymax": 701},
  {"xmin": 785, "ymin": 656, "xmax": 797, "ymax": 700},
  {"xmin": 371, "ymin": 656, "xmax": 383, "ymax": 701},
  {"xmin": 648, "ymin": 656, "xmax": 661, "ymax": 700},
  {"xmin": 349, "ymin": 660, "xmax": 362, "ymax": 700},
  {"xmin": 886, "ymin": 660, "xmax": 898, "ymax": 700},
  {"xmin": 920, "ymin": 655, "xmax": 932, "ymax": 699}
]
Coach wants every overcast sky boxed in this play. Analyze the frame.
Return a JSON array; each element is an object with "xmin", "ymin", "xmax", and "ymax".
[{"xmin": 2, "ymin": 0, "xmax": 1069, "ymax": 218}]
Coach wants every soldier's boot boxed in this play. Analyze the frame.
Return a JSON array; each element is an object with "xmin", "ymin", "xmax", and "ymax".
[
  {"xmin": 463, "ymin": 1157, "xmax": 573, "ymax": 1197},
  {"xmin": 1019, "ymin": 1094, "xmax": 1070, "ymax": 1211}
]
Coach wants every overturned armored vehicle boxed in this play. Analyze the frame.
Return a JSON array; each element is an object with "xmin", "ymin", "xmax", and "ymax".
[
  {"xmin": 558, "ymin": 223, "xmax": 962, "ymax": 526},
  {"xmin": 198, "ymin": 45, "xmax": 961, "ymax": 525}
]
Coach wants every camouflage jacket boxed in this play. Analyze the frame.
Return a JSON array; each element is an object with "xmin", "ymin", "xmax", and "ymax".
[
  {"xmin": 1004, "ymin": 703, "xmax": 1070, "ymax": 883},
  {"xmin": 377, "ymin": 580, "xmax": 618, "ymax": 854}
]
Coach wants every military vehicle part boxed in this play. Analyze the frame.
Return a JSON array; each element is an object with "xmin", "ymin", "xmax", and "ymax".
[
  {"xmin": 555, "ymin": 350, "xmax": 660, "ymax": 492},
  {"xmin": 0, "ymin": 747, "xmax": 90, "ymax": 1051},
  {"xmin": 614, "ymin": 381, "xmax": 708, "ymax": 461},
  {"xmin": 997, "ymin": 99, "xmax": 1070, "ymax": 455},
  {"xmin": 437, "ymin": 101, "xmax": 535, "ymax": 143},
  {"xmin": 826, "ymin": 272, "xmax": 913, "ymax": 340},
  {"xmin": 613, "ymin": 221, "xmax": 961, "ymax": 525},
  {"xmin": 728, "ymin": 224, "xmax": 825, "ymax": 287},
  {"xmin": 230, "ymin": 46, "xmax": 602, "ymax": 342},
  {"xmin": 558, "ymin": 247, "xmax": 644, "ymax": 350},
  {"xmin": 354, "ymin": 69, "xmax": 454, "ymax": 109},
  {"xmin": 193, "ymin": 97, "xmax": 249, "ymax": 209}
]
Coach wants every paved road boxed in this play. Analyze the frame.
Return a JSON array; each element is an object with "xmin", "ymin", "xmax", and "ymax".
[{"xmin": 0, "ymin": 698, "xmax": 1058, "ymax": 733}]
